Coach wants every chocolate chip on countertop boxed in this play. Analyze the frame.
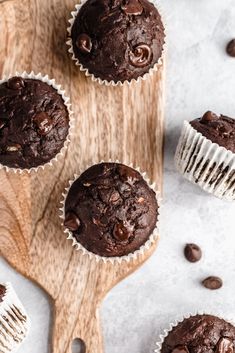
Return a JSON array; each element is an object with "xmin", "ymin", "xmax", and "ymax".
[
  {"xmin": 7, "ymin": 77, "xmax": 25, "ymax": 90},
  {"xmin": 33, "ymin": 112, "xmax": 53, "ymax": 136},
  {"xmin": 202, "ymin": 276, "xmax": 223, "ymax": 290},
  {"xmin": 184, "ymin": 243, "xmax": 202, "ymax": 263},
  {"xmin": 113, "ymin": 222, "xmax": 131, "ymax": 242},
  {"xmin": 226, "ymin": 39, "xmax": 235, "ymax": 57},
  {"xmin": 172, "ymin": 345, "xmax": 190, "ymax": 353},
  {"xmin": 216, "ymin": 338, "xmax": 234, "ymax": 353},
  {"xmin": 121, "ymin": 0, "xmax": 143, "ymax": 16},
  {"xmin": 201, "ymin": 111, "xmax": 219, "ymax": 123},
  {"xmin": 64, "ymin": 212, "xmax": 81, "ymax": 232},
  {"xmin": 76, "ymin": 34, "xmax": 92, "ymax": 54}
]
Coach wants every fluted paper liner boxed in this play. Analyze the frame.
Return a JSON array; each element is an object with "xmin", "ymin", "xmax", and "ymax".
[
  {"xmin": 154, "ymin": 312, "xmax": 235, "ymax": 353},
  {"xmin": 60, "ymin": 161, "xmax": 161, "ymax": 264},
  {"xmin": 175, "ymin": 121, "xmax": 235, "ymax": 201},
  {"xmin": 66, "ymin": 0, "xmax": 167, "ymax": 87},
  {"xmin": 0, "ymin": 283, "xmax": 30, "ymax": 353},
  {"xmin": 0, "ymin": 71, "xmax": 74, "ymax": 174}
]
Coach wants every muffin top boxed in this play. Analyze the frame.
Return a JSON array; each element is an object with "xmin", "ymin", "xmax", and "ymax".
[
  {"xmin": 0, "ymin": 76, "xmax": 69, "ymax": 169},
  {"xmin": 71, "ymin": 0, "xmax": 165, "ymax": 83},
  {"xmin": 161, "ymin": 315, "xmax": 235, "ymax": 353},
  {"xmin": 0, "ymin": 284, "xmax": 6, "ymax": 303},
  {"xmin": 190, "ymin": 111, "xmax": 235, "ymax": 153},
  {"xmin": 64, "ymin": 162, "xmax": 158, "ymax": 257}
]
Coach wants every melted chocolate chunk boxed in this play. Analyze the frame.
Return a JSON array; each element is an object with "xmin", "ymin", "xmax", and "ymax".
[
  {"xmin": 121, "ymin": 0, "xmax": 143, "ymax": 16},
  {"xmin": 33, "ymin": 112, "xmax": 53, "ymax": 136},
  {"xmin": 226, "ymin": 39, "xmax": 235, "ymax": 58},
  {"xmin": 76, "ymin": 33, "xmax": 92, "ymax": 54},
  {"xmin": 216, "ymin": 338, "xmax": 234, "ymax": 353},
  {"xmin": 64, "ymin": 211, "xmax": 81, "ymax": 232},
  {"xmin": 113, "ymin": 222, "xmax": 131, "ymax": 242},
  {"xmin": 0, "ymin": 77, "xmax": 69, "ymax": 169},
  {"xmin": 202, "ymin": 276, "xmax": 223, "ymax": 290},
  {"xmin": 162, "ymin": 315, "xmax": 235, "ymax": 353},
  {"xmin": 201, "ymin": 111, "xmax": 219, "ymax": 123},
  {"xmin": 190, "ymin": 112, "xmax": 235, "ymax": 153},
  {"xmin": 64, "ymin": 162, "xmax": 158, "ymax": 257},
  {"xmin": 71, "ymin": 0, "xmax": 165, "ymax": 83},
  {"xmin": 7, "ymin": 77, "xmax": 25, "ymax": 90},
  {"xmin": 129, "ymin": 44, "xmax": 152, "ymax": 68}
]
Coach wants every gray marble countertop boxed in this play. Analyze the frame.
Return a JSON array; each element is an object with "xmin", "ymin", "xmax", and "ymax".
[{"xmin": 1, "ymin": 0, "xmax": 235, "ymax": 352}]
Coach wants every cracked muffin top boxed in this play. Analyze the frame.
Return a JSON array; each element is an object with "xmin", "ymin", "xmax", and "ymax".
[
  {"xmin": 0, "ymin": 76, "xmax": 69, "ymax": 169},
  {"xmin": 64, "ymin": 162, "xmax": 159, "ymax": 257},
  {"xmin": 71, "ymin": 0, "xmax": 165, "ymax": 83}
]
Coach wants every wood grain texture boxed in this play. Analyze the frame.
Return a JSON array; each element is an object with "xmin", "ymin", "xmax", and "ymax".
[{"xmin": 0, "ymin": 0, "xmax": 165, "ymax": 352}]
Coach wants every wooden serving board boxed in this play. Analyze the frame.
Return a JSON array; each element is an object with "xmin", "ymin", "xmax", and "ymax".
[{"xmin": 0, "ymin": 0, "xmax": 165, "ymax": 352}]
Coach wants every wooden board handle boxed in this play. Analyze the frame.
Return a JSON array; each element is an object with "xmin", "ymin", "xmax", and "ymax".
[{"xmin": 53, "ymin": 299, "xmax": 103, "ymax": 353}]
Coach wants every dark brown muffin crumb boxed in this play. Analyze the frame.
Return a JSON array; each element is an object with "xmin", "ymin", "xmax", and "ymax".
[
  {"xmin": 190, "ymin": 112, "xmax": 235, "ymax": 153},
  {"xmin": 0, "ymin": 77, "xmax": 69, "ymax": 169},
  {"xmin": 64, "ymin": 162, "xmax": 158, "ymax": 257},
  {"xmin": 161, "ymin": 315, "xmax": 235, "ymax": 353},
  {"xmin": 71, "ymin": 0, "xmax": 165, "ymax": 83}
]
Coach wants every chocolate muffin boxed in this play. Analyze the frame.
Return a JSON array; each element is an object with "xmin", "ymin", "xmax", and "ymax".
[
  {"xmin": 0, "ymin": 284, "xmax": 6, "ymax": 302},
  {"xmin": 64, "ymin": 162, "xmax": 159, "ymax": 257},
  {"xmin": 161, "ymin": 315, "xmax": 235, "ymax": 353},
  {"xmin": 0, "ymin": 76, "xmax": 70, "ymax": 169},
  {"xmin": 0, "ymin": 283, "xmax": 29, "ymax": 353},
  {"xmin": 190, "ymin": 111, "xmax": 235, "ymax": 153},
  {"xmin": 175, "ymin": 112, "xmax": 235, "ymax": 201},
  {"xmin": 70, "ymin": 0, "xmax": 165, "ymax": 83}
]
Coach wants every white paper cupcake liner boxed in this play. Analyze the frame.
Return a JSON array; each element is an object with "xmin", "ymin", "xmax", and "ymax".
[
  {"xmin": 175, "ymin": 121, "xmax": 235, "ymax": 201},
  {"xmin": 0, "ymin": 71, "xmax": 74, "ymax": 174},
  {"xmin": 154, "ymin": 311, "xmax": 235, "ymax": 353},
  {"xmin": 0, "ymin": 283, "xmax": 30, "ymax": 353},
  {"xmin": 59, "ymin": 160, "xmax": 161, "ymax": 264},
  {"xmin": 66, "ymin": 0, "xmax": 167, "ymax": 87}
]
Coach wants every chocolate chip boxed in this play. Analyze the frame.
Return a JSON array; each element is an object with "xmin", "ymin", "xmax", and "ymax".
[
  {"xmin": 129, "ymin": 44, "xmax": 152, "ymax": 68},
  {"xmin": 172, "ymin": 345, "xmax": 190, "ymax": 353},
  {"xmin": 202, "ymin": 276, "xmax": 223, "ymax": 290},
  {"xmin": 226, "ymin": 39, "xmax": 235, "ymax": 57},
  {"xmin": 76, "ymin": 33, "xmax": 92, "ymax": 54},
  {"xmin": 201, "ymin": 111, "xmax": 219, "ymax": 123},
  {"xmin": 6, "ymin": 144, "xmax": 21, "ymax": 152},
  {"xmin": 33, "ymin": 112, "xmax": 53, "ymax": 136},
  {"xmin": 109, "ymin": 191, "xmax": 121, "ymax": 203},
  {"xmin": 64, "ymin": 212, "xmax": 81, "ymax": 232},
  {"xmin": 7, "ymin": 77, "xmax": 25, "ymax": 90},
  {"xmin": 184, "ymin": 243, "xmax": 202, "ymax": 263},
  {"xmin": 118, "ymin": 164, "xmax": 139, "ymax": 182},
  {"xmin": 113, "ymin": 222, "xmax": 131, "ymax": 242},
  {"xmin": 121, "ymin": 0, "xmax": 143, "ymax": 16},
  {"xmin": 216, "ymin": 338, "xmax": 234, "ymax": 353}
]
